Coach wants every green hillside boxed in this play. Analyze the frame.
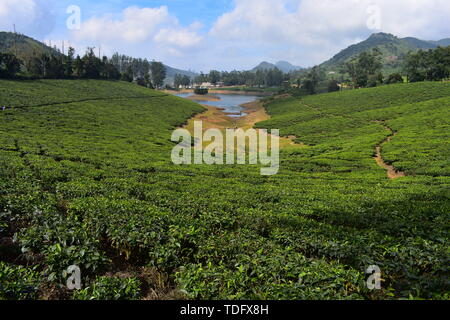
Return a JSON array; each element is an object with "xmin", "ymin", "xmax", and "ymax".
[
  {"xmin": 0, "ymin": 32, "xmax": 60, "ymax": 60},
  {"xmin": 321, "ymin": 32, "xmax": 450, "ymax": 74},
  {"xmin": 0, "ymin": 80, "xmax": 449, "ymax": 300}
]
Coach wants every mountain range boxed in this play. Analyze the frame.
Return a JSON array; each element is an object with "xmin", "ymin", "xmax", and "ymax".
[
  {"xmin": 1, "ymin": 31, "xmax": 449, "ymax": 80},
  {"xmin": 320, "ymin": 32, "xmax": 450, "ymax": 73},
  {"xmin": 252, "ymin": 61, "xmax": 303, "ymax": 73}
]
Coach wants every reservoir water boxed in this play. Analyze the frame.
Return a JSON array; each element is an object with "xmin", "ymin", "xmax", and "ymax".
[{"xmin": 175, "ymin": 93, "xmax": 260, "ymax": 117}]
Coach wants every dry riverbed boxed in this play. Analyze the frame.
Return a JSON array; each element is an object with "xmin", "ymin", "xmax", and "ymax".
[{"xmin": 182, "ymin": 98, "xmax": 302, "ymax": 149}]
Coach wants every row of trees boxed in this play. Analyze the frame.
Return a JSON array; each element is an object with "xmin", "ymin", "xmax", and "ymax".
[
  {"xmin": 0, "ymin": 48, "xmax": 167, "ymax": 88},
  {"xmin": 173, "ymin": 74, "xmax": 192, "ymax": 88},
  {"xmin": 340, "ymin": 46, "xmax": 450, "ymax": 89},
  {"xmin": 109, "ymin": 53, "xmax": 167, "ymax": 88},
  {"xmin": 0, "ymin": 53, "xmax": 21, "ymax": 78},
  {"xmin": 190, "ymin": 68, "xmax": 287, "ymax": 87},
  {"xmin": 403, "ymin": 46, "xmax": 450, "ymax": 82}
]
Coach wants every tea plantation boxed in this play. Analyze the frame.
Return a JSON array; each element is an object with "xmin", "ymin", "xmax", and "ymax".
[{"xmin": 0, "ymin": 79, "xmax": 448, "ymax": 300}]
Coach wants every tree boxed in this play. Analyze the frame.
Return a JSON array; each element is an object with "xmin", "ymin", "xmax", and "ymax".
[
  {"xmin": 403, "ymin": 47, "xmax": 450, "ymax": 82},
  {"xmin": 426, "ymin": 46, "xmax": 450, "ymax": 81},
  {"xmin": 64, "ymin": 47, "xmax": 75, "ymax": 77},
  {"xmin": 266, "ymin": 68, "xmax": 284, "ymax": 86},
  {"xmin": 150, "ymin": 61, "xmax": 166, "ymax": 88},
  {"xmin": 343, "ymin": 49, "xmax": 383, "ymax": 88},
  {"xmin": 136, "ymin": 77, "xmax": 147, "ymax": 87},
  {"xmin": 386, "ymin": 73, "xmax": 404, "ymax": 84},
  {"xmin": 302, "ymin": 66, "xmax": 323, "ymax": 94},
  {"xmin": 101, "ymin": 56, "xmax": 121, "ymax": 80},
  {"xmin": 194, "ymin": 72, "xmax": 208, "ymax": 85},
  {"xmin": 208, "ymin": 70, "xmax": 221, "ymax": 85},
  {"xmin": 121, "ymin": 66, "xmax": 134, "ymax": 82},
  {"xmin": 181, "ymin": 75, "xmax": 191, "ymax": 87},
  {"xmin": 174, "ymin": 73, "xmax": 183, "ymax": 89},
  {"xmin": 0, "ymin": 53, "xmax": 22, "ymax": 78},
  {"xmin": 343, "ymin": 60, "xmax": 358, "ymax": 88},
  {"xmin": 144, "ymin": 73, "xmax": 153, "ymax": 88},
  {"xmin": 82, "ymin": 47, "xmax": 101, "ymax": 79},
  {"xmin": 26, "ymin": 53, "xmax": 44, "ymax": 77},
  {"xmin": 73, "ymin": 55, "xmax": 84, "ymax": 77},
  {"xmin": 328, "ymin": 79, "xmax": 340, "ymax": 92}
]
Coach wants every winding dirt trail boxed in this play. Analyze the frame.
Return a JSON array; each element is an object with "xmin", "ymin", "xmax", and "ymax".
[{"xmin": 374, "ymin": 124, "xmax": 406, "ymax": 179}]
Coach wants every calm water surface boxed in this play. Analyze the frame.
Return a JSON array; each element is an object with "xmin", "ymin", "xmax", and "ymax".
[{"xmin": 175, "ymin": 93, "xmax": 259, "ymax": 117}]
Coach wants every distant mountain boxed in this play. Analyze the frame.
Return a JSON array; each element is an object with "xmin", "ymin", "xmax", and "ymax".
[
  {"xmin": 252, "ymin": 61, "xmax": 303, "ymax": 73},
  {"xmin": 433, "ymin": 38, "xmax": 450, "ymax": 47},
  {"xmin": 275, "ymin": 61, "xmax": 304, "ymax": 73},
  {"xmin": 320, "ymin": 32, "xmax": 450, "ymax": 74},
  {"xmin": 164, "ymin": 65, "xmax": 197, "ymax": 85},
  {"xmin": 252, "ymin": 61, "xmax": 277, "ymax": 72}
]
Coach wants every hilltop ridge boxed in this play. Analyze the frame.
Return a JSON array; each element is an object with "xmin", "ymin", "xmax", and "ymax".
[{"xmin": 320, "ymin": 32, "xmax": 450, "ymax": 73}]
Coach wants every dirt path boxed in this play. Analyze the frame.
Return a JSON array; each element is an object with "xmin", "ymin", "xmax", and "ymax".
[
  {"xmin": 298, "ymin": 101, "xmax": 406, "ymax": 180},
  {"xmin": 374, "ymin": 124, "xmax": 406, "ymax": 179}
]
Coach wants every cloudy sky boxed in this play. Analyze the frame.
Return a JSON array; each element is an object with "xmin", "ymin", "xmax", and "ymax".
[{"xmin": 1, "ymin": 0, "xmax": 449, "ymax": 71}]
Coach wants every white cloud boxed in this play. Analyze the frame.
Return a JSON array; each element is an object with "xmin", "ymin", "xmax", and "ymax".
[
  {"xmin": 2, "ymin": 0, "xmax": 448, "ymax": 71},
  {"xmin": 154, "ymin": 27, "xmax": 202, "ymax": 48},
  {"xmin": 209, "ymin": 0, "xmax": 450, "ymax": 67},
  {"xmin": 0, "ymin": 0, "xmax": 55, "ymax": 37},
  {"xmin": 73, "ymin": 5, "xmax": 203, "ymax": 57}
]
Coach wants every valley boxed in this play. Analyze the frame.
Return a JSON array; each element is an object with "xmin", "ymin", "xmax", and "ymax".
[{"xmin": 0, "ymin": 79, "xmax": 448, "ymax": 300}]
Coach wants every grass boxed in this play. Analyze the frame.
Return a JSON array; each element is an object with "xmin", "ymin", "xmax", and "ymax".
[{"xmin": 0, "ymin": 79, "xmax": 448, "ymax": 300}]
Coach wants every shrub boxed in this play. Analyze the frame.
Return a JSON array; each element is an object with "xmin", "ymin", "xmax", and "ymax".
[
  {"xmin": 194, "ymin": 87, "xmax": 209, "ymax": 95},
  {"xmin": 327, "ymin": 80, "xmax": 340, "ymax": 92},
  {"xmin": 73, "ymin": 276, "xmax": 141, "ymax": 300},
  {"xmin": 386, "ymin": 73, "xmax": 404, "ymax": 84},
  {"xmin": 0, "ymin": 262, "xmax": 41, "ymax": 300}
]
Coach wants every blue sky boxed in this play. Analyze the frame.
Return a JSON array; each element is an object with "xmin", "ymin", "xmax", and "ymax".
[
  {"xmin": 51, "ymin": 0, "xmax": 232, "ymax": 29},
  {"xmin": 1, "ymin": 0, "xmax": 449, "ymax": 71}
]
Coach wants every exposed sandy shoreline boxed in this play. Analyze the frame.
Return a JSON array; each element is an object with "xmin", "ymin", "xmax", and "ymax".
[{"xmin": 181, "ymin": 97, "xmax": 302, "ymax": 149}]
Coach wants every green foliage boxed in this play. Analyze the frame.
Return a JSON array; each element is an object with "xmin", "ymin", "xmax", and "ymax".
[
  {"xmin": 150, "ymin": 61, "xmax": 167, "ymax": 88},
  {"xmin": 0, "ymin": 79, "xmax": 448, "ymax": 300},
  {"xmin": 73, "ymin": 276, "xmax": 141, "ymax": 300},
  {"xmin": 194, "ymin": 87, "xmax": 209, "ymax": 95},
  {"xmin": 0, "ymin": 262, "xmax": 41, "ymax": 300},
  {"xmin": 403, "ymin": 46, "xmax": 450, "ymax": 82},
  {"xmin": 343, "ymin": 49, "xmax": 383, "ymax": 88},
  {"xmin": 320, "ymin": 32, "xmax": 443, "ymax": 74},
  {"xmin": 174, "ymin": 73, "xmax": 191, "ymax": 88},
  {"xmin": 196, "ymin": 69, "xmax": 285, "ymax": 87},
  {"xmin": 386, "ymin": 73, "xmax": 404, "ymax": 84},
  {"xmin": 0, "ymin": 53, "xmax": 22, "ymax": 78},
  {"xmin": 327, "ymin": 80, "xmax": 340, "ymax": 92}
]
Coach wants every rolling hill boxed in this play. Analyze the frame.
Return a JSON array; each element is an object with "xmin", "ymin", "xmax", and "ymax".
[
  {"xmin": 0, "ymin": 79, "xmax": 448, "ymax": 300},
  {"xmin": 0, "ymin": 31, "xmax": 61, "ymax": 60},
  {"xmin": 321, "ymin": 32, "xmax": 450, "ymax": 74},
  {"xmin": 164, "ymin": 64, "xmax": 198, "ymax": 85}
]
